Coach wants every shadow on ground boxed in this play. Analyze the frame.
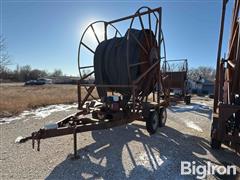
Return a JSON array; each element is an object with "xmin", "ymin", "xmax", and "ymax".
[{"xmin": 46, "ymin": 124, "xmax": 239, "ymax": 180}]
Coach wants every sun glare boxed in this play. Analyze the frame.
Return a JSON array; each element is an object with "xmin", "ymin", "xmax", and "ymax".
[{"xmin": 79, "ymin": 17, "xmax": 105, "ymax": 48}]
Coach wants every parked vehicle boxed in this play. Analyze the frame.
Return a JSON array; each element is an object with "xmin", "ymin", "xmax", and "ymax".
[
  {"xmin": 36, "ymin": 78, "xmax": 52, "ymax": 85},
  {"xmin": 24, "ymin": 78, "xmax": 52, "ymax": 86},
  {"xmin": 25, "ymin": 80, "xmax": 37, "ymax": 85}
]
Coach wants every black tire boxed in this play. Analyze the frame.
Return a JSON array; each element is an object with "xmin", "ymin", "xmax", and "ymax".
[
  {"xmin": 210, "ymin": 123, "xmax": 221, "ymax": 149},
  {"xmin": 210, "ymin": 138, "xmax": 221, "ymax": 149},
  {"xmin": 235, "ymin": 95, "xmax": 240, "ymax": 105},
  {"xmin": 184, "ymin": 96, "xmax": 191, "ymax": 105},
  {"xmin": 146, "ymin": 110, "xmax": 159, "ymax": 135},
  {"xmin": 159, "ymin": 107, "xmax": 167, "ymax": 127}
]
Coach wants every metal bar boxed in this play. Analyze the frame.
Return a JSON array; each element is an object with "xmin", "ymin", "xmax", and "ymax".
[
  {"xmin": 228, "ymin": 0, "xmax": 239, "ymax": 48},
  {"xmin": 36, "ymin": 116, "xmax": 137, "ymax": 139},
  {"xmin": 133, "ymin": 87, "xmax": 136, "ymax": 112},
  {"xmin": 219, "ymin": 60, "xmax": 225, "ymax": 102},
  {"xmin": 73, "ymin": 128, "xmax": 78, "ymax": 159},
  {"xmin": 157, "ymin": 8, "xmax": 162, "ymax": 106},
  {"xmin": 79, "ymin": 65, "xmax": 94, "ymax": 70},
  {"xmin": 80, "ymin": 86, "xmax": 95, "ymax": 107},
  {"xmin": 165, "ymin": 59, "xmax": 188, "ymax": 62},
  {"xmin": 158, "ymin": 8, "xmax": 162, "ymax": 51},
  {"xmin": 107, "ymin": 7, "xmax": 161, "ymax": 24},
  {"xmin": 77, "ymin": 81, "xmax": 81, "ymax": 109},
  {"xmin": 157, "ymin": 68, "xmax": 160, "ymax": 106},
  {"xmin": 220, "ymin": 103, "xmax": 240, "ymax": 111},
  {"xmin": 228, "ymin": 60, "xmax": 236, "ymax": 68},
  {"xmin": 90, "ymin": 25, "xmax": 100, "ymax": 44},
  {"xmin": 80, "ymin": 71, "xmax": 94, "ymax": 80},
  {"xmin": 226, "ymin": 68, "xmax": 230, "ymax": 104},
  {"xmin": 104, "ymin": 22, "xmax": 107, "ymax": 40},
  {"xmin": 232, "ymin": 21, "xmax": 240, "ymax": 94},
  {"xmin": 81, "ymin": 42, "xmax": 95, "ymax": 54},
  {"xmin": 129, "ymin": 61, "xmax": 148, "ymax": 67},
  {"xmin": 214, "ymin": 0, "xmax": 228, "ymax": 113},
  {"xmin": 228, "ymin": 24, "xmax": 239, "ymax": 58},
  {"xmin": 79, "ymin": 84, "xmax": 136, "ymax": 88},
  {"xmin": 129, "ymin": 31, "xmax": 148, "ymax": 54},
  {"xmin": 154, "ymin": 19, "xmax": 158, "ymax": 39},
  {"xmin": 114, "ymin": 30, "xmax": 118, "ymax": 37},
  {"xmin": 148, "ymin": 13, "xmax": 152, "ymax": 47},
  {"xmin": 77, "ymin": 118, "xmax": 100, "ymax": 125},
  {"xmin": 133, "ymin": 60, "xmax": 160, "ymax": 84},
  {"xmin": 138, "ymin": 13, "xmax": 150, "ymax": 49},
  {"xmin": 153, "ymin": 91, "xmax": 155, "ymax": 102}
]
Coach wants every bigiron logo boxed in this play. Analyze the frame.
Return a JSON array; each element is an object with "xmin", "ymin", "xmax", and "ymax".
[{"xmin": 181, "ymin": 161, "xmax": 237, "ymax": 179}]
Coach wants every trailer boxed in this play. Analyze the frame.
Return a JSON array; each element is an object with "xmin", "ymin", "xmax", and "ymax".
[
  {"xmin": 162, "ymin": 59, "xmax": 191, "ymax": 104},
  {"xmin": 18, "ymin": 7, "xmax": 169, "ymax": 158},
  {"xmin": 211, "ymin": 0, "xmax": 240, "ymax": 153}
]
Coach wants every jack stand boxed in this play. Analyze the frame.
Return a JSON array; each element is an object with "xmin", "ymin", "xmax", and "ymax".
[{"xmin": 71, "ymin": 128, "xmax": 80, "ymax": 160}]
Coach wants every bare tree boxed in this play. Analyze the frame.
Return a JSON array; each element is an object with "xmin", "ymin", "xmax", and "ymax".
[
  {"xmin": 0, "ymin": 36, "xmax": 11, "ymax": 72},
  {"xmin": 188, "ymin": 66, "xmax": 215, "ymax": 81},
  {"xmin": 19, "ymin": 65, "xmax": 31, "ymax": 81},
  {"xmin": 51, "ymin": 69, "xmax": 63, "ymax": 77},
  {"xmin": 29, "ymin": 69, "xmax": 48, "ymax": 80}
]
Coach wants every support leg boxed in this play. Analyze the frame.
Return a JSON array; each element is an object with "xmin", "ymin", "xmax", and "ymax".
[{"xmin": 72, "ymin": 129, "xmax": 79, "ymax": 159}]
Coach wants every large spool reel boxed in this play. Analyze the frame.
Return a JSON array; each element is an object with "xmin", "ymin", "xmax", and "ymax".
[
  {"xmin": 78, "ymin": 21, "xmax": 122, "ymax": 99},
  {"xmin": 126, "ymin": 6, "xmax": 166, "ymax": 101},
  {"xmin": 78, "ymin": 7, "xmax": 166, "ymax": 103}
]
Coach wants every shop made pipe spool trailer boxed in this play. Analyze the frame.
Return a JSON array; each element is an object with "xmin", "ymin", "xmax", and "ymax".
[
  {"xmin": 162, "ymin": 59, "xmax": 191, "ymax": 105},
  {"xmin": 18, "ymin": 7, "xmax": 169, "ymax": 158},
  {"xmin": 211, "ymin": 0, "xmax": 240, "ymax": 153}
]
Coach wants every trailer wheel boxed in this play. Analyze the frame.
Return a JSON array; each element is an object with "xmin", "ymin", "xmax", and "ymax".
[
  {"xmin": 159, "ymin": 108, "xmax": 167, "ymax": 127},
  {"xmin": 146, "ymin": 110, "xmax": 159, "ymax": 135},
  {"xmin": 184, "ymin": 96, "xmax": 191, "ymax": 105},
  {"xmin": 210, "ymin": 123, "xmax": 221, "ymax": 149},
  {"xmin": 210, "ymin": 137, "xmax": 221, "ymax": 149}
]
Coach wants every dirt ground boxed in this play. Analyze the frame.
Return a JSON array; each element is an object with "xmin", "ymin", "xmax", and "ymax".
[{"xmin": 0, "ymin": 96, "xmax": 239, "ymax": 179}]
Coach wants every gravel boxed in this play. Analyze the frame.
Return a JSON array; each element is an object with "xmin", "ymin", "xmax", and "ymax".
[{"xmin": 0, "ymin": 97, "xmax": 239, "ymax": 179}]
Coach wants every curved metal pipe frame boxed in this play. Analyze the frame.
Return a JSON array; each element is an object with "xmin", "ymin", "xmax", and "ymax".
[
  {"xmin": 77, "ymin": 21, "xmax": 122, "ymax": 100},
  {"xmin": 212, "ymin": 0, "xmax": 240, "ymax": 153},
  {"xmin": 77, "ymin": 7, "xmax": 168, "ymax": 112},
  {"xmin": 20, "ymin": 7, "xmax": 169, "ymax": 159}
]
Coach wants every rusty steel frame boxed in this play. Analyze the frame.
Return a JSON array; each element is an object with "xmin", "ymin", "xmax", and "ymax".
[
  {"xmin": 20, "ymin": 7, "xmax": 169, "ymax": 158},
  {"xmin": 162, "ymin": 59, "xmax": 190, "ymax": 104},
  {"xmin": 162, "ymin": 59, "xmax": 188, "ymax": 72},
  {"xmin": 211, "ymin": 0, "xmax": 240, "ymax": 153},
  {"xmin": 78, "ymin": 6, "xmax": 168, "ymax": 111}
]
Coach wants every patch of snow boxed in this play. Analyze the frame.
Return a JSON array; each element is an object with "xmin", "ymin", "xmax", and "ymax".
[
  {"xmin": 0, "ymin": 103, "xmax": 77, "ymax": 124},
  {"xmin": 0, "ymin": 116, "xmax": 22, "ymax": 124},
  {"xmin": 167, "ymin": 109, "xmax": 204, "ymax": 132},
  {"xmin": 185, "ymin": 121, "xmax": 203, "ymax": 132},
  {"xmin": 31, "ymin": 104, "xmax": 77, "ymax": 119},
  {"xmin": 170, "ymin": 102, "xmax": 210, "ymax": 113},
  {"xmin": 15, "ymin": 136, "xmax": 24, "ymax": 143}
]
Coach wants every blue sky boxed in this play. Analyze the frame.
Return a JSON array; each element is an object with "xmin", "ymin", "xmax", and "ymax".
[{"xmin": 1, "ymin": 0, "xmax": 234, "ymax": 76}]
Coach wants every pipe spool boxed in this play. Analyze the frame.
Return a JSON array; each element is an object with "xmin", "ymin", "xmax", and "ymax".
[
  {"xmin": 78, "ymin": 7, "xmax": 166, "ymax": 104},
  {"xmin": 94, "ymin": 29, "xmax": 158, "ymax": 101}
]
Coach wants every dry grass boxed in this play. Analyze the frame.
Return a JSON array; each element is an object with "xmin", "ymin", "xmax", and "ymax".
[{"xmin": 0, "ymin": 84, "xmax": 82, "ymax": 117}]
